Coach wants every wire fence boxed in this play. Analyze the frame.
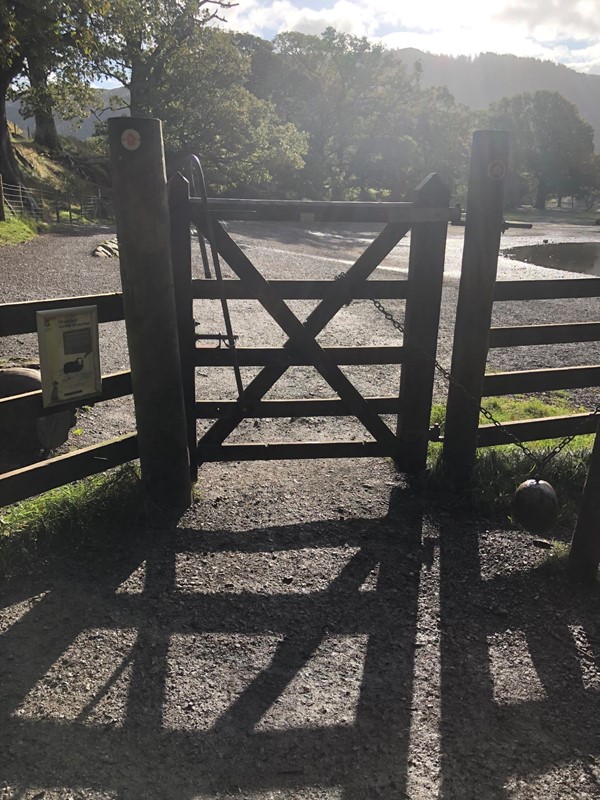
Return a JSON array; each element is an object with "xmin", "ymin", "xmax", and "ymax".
[{"xmin": 0, "ymin": 180, "xmax": 113, "ymax": 224}]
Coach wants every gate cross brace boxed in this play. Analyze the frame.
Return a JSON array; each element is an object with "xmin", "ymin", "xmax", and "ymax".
[{"xmin": 191, "ymin": 209, "xmax": 410, "ymax": 461}]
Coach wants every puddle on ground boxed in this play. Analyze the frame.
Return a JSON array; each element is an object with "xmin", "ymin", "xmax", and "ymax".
[{"xmin": 503, "ymin": 242, "xmax": 600, "ymax": 275}]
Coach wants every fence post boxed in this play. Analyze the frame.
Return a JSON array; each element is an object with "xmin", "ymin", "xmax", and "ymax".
[
  {"xmin": 442, "ymin": 130, "xmax": 509, "ymax": 481},
  {"xmin": 108, "ymin": 117, "xmax": 192, "ymax": 511},
  {"xmin": 396, "ymin": 173, "xmax": 450, "ymax": 472},
  {"xmin": 569, "ymin": 420, "xmax": 600, "ymax": 583},
  {"xmin": 168, "ymin": 172, "xmax": 198, "ymax": 482},
  {"xmin": 0, "ymin": 175, "xmax": 5, "ymax": 222}
]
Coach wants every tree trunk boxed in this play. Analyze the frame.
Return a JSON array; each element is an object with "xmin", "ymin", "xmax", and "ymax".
[
  {"xmin": 0, "ymin": 74, "xmax": 22, "ymax": 186},
  {"xmin": 534, "ymin": 177, "xmax": 547, "ymax": 210},
  {"xmin": 129, "ymin": 57, "xmax": 153, "ymax": 118},
  {"xmin": 28, "ymin": 58, "xmax": 62, "ymax": 152},
  {"xmin": 34, "ymin": 109, "xmax": 61, "ymax": 151}
]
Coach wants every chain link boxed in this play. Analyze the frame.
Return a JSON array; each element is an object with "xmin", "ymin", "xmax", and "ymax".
[{"xmin": 339, "ymin": 274, "xmax": 600, "ymax": 477}]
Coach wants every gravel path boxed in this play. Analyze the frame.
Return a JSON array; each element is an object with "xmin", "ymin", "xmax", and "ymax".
[{"xmin": 1, "ymin": 220, "xmax": 599, "ymax": 799}]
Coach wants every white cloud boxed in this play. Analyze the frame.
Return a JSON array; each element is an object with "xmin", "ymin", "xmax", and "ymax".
[
  {"xmin": 222, "ymin": 0, "xmax": 600, "ymax": 73},
  {"xmin": 495, "ymin": 0, "xmax": 600, "ymax": 38}
]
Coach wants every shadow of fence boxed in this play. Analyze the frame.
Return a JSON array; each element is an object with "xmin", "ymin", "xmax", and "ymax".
[{"xmin": 0, "ymin": 486, "xmax": 598, "ymax": 799}]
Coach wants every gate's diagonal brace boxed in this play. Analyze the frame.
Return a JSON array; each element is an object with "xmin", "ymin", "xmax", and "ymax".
[
  {"xmin": 205, "ymin": 222, "xmax": 398, "ymax": 451},
  {"xmin": 191, "ymin": 207, "xmax": 410, "ymax": 457}
]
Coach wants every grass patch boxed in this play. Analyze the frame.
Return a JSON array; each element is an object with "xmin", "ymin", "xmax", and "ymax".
[
  {"xmin": 55, "ymin": 208, "xmax": 95, "ymax": 225},
  {"xmin": 428, "ymin": 394, "xmax": 593, "ymax": 530},
  {"xmin": 0, "ymin": 215, "xmax": 38, "ymax": 245},
  {"xmin": 0, "ymin": 464, "xmax": 146, "ymax": 578},
  {"xmin": 504, "ymin": 205, "xmax": 600, "ymax": 226}
]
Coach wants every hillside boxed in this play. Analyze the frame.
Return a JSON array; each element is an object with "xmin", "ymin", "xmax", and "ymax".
[
  {"xmin": 6, "ymin": 87, "xmax": 129, "ymax": 142},
  {"xmin": 397, "ymin": 49, "xmax": 600, "ymax": 148}
]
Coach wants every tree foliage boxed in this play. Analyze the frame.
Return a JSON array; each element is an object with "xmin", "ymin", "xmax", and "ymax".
[
  {"xmin": 123, "ymin": 27, "xmax": 308, "ymax": 194},
  {"xmin": 1, "ymin": 0, "xmax": 103, "ymax": 181},
  {"xmin": 265, "ymin": 29, "xmax": 421, "ymax": 198},
  {"xmin": 93, "ymin": 0, "xmax": 235, "ymax": 116},
  {"xmin": 5, "ymin": 8, "xmax": 598, "ymax": 208},
  {"xmin": 489, "ymin": 90, "xmax": 596, "ymax": 209}
]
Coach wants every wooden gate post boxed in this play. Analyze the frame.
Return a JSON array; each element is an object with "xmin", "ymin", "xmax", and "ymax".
[
  {"xmin": 442, "ymin": 130, "xmax": 509, "ymax": 481},
  {"xmin": 396, "ymin": 173, "xmax": 450, "ymax": 472},
  {"xmin": 169, "ymin": 172, "xmax": 198, "ymax": 482},
  {"xmin": 0, "ymin": 175, "xmax": 5, "ymax": 222},
  {"xmin": 108, "ymin": 117, "xmax": 192, "ymax": 511},
  {"xmin": 569, "ymin": 420, "xmax": 600, "ymax": 583}
]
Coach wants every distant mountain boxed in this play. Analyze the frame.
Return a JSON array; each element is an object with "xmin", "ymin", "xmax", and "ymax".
[
  {"xmin": 6, "ymin": 87, "xmax": 129, "ymax": 141},
  {"xmin": 396, "ymin": 50, "xmax": 600, "ymax": 149}
]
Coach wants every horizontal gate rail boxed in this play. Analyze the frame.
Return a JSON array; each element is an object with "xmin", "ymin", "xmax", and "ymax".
[
  {"xmin": 193, "ymin": 279, "xmax": 409, "ymax": 301},
  {"xmin": 0, "ymin": 433, "xmax": 138, "ymax": 508},
  {"xmin": 190, "ymin": 196, "xmax": 458, "ymax": 224},
  {"xmin": 494, "ymin": 278, "xmax": 600, "ymax": 301},
  {"xmin": 483, "ymin": 365, "xmax": 600, "ymax": 395},
  {"xmin": 196, "ymin": 396, "xmax": 400, "ymax": 419},
  {"xmin": 489, "ymin": 322, "xmax": 600, "ymax": 348},
  {"xmin": 0, "ymin": 371, "xmax": 132, "ymax": 424},
  {"xmin": 199, "ymin": 441, "xmax": 389, "ymax": 461},
  {"xmin": 0, "ymin": 293, "xmax": 124, "ymax": 336},
  {"xmin": 476, "ymin": 412, "xmax": 599, "ymax": 447},
  {"xmin": 195, "ymin": 346, "xmax": 404, "ymax": 368}
]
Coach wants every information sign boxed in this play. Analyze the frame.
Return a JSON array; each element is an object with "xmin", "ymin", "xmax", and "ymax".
[{"xmin": 36, "ymin": 305, "xmax": 102, "ymax": 408}]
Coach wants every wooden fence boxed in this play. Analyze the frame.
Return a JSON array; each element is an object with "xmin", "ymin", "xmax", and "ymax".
[
  {"xmin": 0, "ymin": 294, "xmax": 137, "ymax": 507},
  {"xmin": 0, "ymin": 176, "xmax": 112, "ymax": 224},
  {"xmin": 2, "ymin": 122, "xmax": 599, "ymax": 535},
  {"xmin": 443, "ymin": 131, "xmax": 600, "ymax": 476}
]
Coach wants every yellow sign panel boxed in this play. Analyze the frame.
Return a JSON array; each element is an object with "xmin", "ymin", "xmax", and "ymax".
[{"xmin": 36, "ymin": 305, "xmax": 102, "ymax": 408}]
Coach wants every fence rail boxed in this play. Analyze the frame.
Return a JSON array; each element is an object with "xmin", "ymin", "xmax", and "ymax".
[
  {"xmin": 0, "ymin": 291, "xmax": 135, "ymax": 509},
  {"xmin": 445, "ymin": 271, "xmax": 600, "ymax": 467},
  {"xmin": 442, "ymin": 132, "xmax": 600, "ymax": 477}
]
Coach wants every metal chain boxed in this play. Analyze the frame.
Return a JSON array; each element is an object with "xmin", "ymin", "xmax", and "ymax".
[{"xmin": 337, "ymin": 273, "xmax": 600, "ymax": 476}]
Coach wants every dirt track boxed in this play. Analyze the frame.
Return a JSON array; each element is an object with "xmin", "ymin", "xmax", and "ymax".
[{"xmin": 1, "ymin": 220, "xmax": 600, "ymax": 799}]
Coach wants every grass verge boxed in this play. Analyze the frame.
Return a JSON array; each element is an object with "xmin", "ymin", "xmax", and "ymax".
[
  {"xmin": 0, "ymin": 464, "xmax": 145, "ymax": 579},
  {"xmin": 0, "ymin": 215, "xmax": 38, "ymax": 245},
  {"xmin": 428, "ymin": 394, "xmax": 593, "ymax": 531},
  {"xmin": 427, "ymin": 444, "xmax": 590, "ymax": 530}
]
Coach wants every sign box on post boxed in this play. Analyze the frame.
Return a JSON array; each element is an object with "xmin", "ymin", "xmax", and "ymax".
[{"xmin": 36, "ymin": 305, "xmax": 102, "ymax": 408}]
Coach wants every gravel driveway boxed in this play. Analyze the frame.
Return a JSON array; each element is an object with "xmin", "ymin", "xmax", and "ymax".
[
  {"xmin": 1, "ymin": 219, "xmax": 599, "ymax": 799},
  {"xmin": 2, "ymin": 218, "xmax": 599, "ymax": 449}
]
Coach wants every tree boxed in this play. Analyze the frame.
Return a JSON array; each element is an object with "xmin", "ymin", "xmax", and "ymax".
[
  {"xmin": 0, "ymin": 0, "xmax": 102, "ymax": 182},
  {"xmin": 0, "ymin": 0, "xmax": 29, "ymax": 183},
  {"xmin": 93, "ymin": 0, "xmax": 235, "ymax": 117},
  {"xmin": 147, "ymin": 29, "xmax": 308, "ymax": 194},
  {"xmin": 575, "ymin": 154, "xmax": 600, "ymax": 210},
  {"xmin": 263, "ymin": 28, "xmax": 420, "ymax": 199},
  {"xmin": 489, "ymin": 90, "xmax": 596, "ymax": 209},
  {"xmin": 350, "ymin": 83, "xmax": 472, "ymax": 200},
  {"xmin": 244, "ymin": 29, "xmax": 471, "ymax": 200}
]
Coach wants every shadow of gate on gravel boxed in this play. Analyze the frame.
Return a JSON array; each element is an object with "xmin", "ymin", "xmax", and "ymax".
[
  {"xmin": 1, "ymin": 487, "xmax": 425, "ymax": 799},
  {"xmin": 439, "ymin": 522, "xmax": 600, "ymax": 799},
  {"xmin": 1, "ymin": 488, "xmax": 599, "ymax": 799}
]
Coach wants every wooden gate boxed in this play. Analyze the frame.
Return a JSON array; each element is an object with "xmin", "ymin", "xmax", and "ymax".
[{"xmin": 167, "ymin": 168, "xmax": 455, "ymax": 477}]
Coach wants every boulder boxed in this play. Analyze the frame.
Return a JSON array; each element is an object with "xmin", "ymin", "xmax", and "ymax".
[{"xmin": 0, "ymin": 368, "xmax": 76, "ymax": 452}]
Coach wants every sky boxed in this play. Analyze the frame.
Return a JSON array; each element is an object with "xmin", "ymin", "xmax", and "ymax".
[{"xmin": 221, "ymin": 0, "xmax": 600, "ymax": 74}]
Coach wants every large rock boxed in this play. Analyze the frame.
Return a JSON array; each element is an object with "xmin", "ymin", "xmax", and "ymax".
[{"xmin": 0, "ymin": 368, "xmax": 76, "ymax": 452}]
